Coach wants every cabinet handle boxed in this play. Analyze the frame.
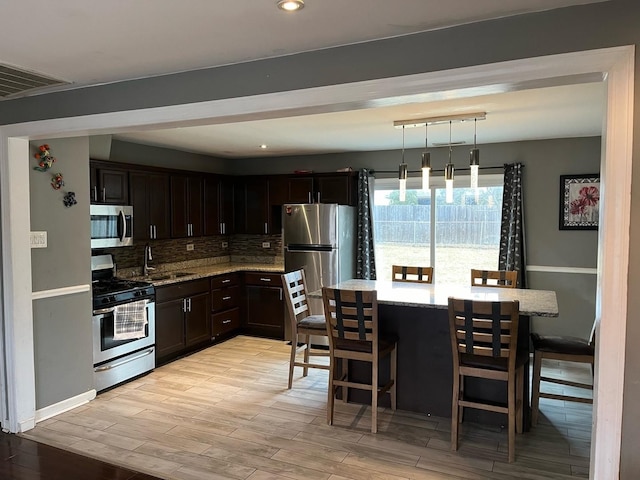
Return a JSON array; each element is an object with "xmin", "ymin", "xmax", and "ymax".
[
  {"xmin": 222, "ymin": 279, "xmax": 231, "ymax": 284},
  {"xmin": 222, "ymin": 319, "xmax": 231, "ymax": 324},
  {"xmin": 93, "ymin": 186, "xmax": 98, "ymax": 202},
  {"xmin": 219, "ymin": 222, "xmax": 223, "ymax": 234},
  {"xmin": 182, "ymin": 299, "xmax": 187, "ymax": 312},
  {"xmin": 153, "ymin": 225, "xmax": 157, "ymax": 239},
  {"xmin": 149, "ymin": 225, "xmax": 153, "ymax": 239},
  {"xmin": 317, "ymin": 192, "xmax": 321, "ymax": 203},
  {"xmin": 223, "ymin": 222, "xmax": 226, "ymax": 234},
  {"xmin": 259, "ymin": 277, "xmax": 272, "ymax": 282},
  {"xmin": 188, "ymin": 298, "xmax": 192, "ymax": 312},
  {"xmin": 264, "ymin": 222, "xmax": 268, "ymax": 234},
  {"xmin": 278, "ymin": 287, "xmax": 282, "ymax": 301},
  {"xmin": 222, "ymin": 296, "xmax": 231, "ymax": 301},
  {"xmin": 101, "ymin": 188, "xmax": 106, "ymax": 202},
  {"xmin": 308, "ymin": 191, "xmax": 312, "ymax": 204}
]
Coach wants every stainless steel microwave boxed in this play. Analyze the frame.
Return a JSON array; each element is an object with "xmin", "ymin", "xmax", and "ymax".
[{"xmin": 90, "ymin": 204, "xmax": 133, "ymax": 248}]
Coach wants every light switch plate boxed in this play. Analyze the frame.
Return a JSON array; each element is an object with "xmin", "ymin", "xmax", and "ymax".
[
  {"xmin": 186, "ymin": 244, "xmax": 194, "ymax": 251},
  {"xmin": 262, "ymin": 242, "xmax": 271, "ymax": 248},
  {"xmin": 222, "ymin": 241, "xmax": 228, "ymax": 248},
  {"xmin": 30, "ymin": 231, "xmax": 47, "ymax": 248}
]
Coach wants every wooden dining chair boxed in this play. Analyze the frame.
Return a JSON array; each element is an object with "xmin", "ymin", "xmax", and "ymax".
[
  {"xmin": 392, "ymin": 265, "xmax": 434, "ymax": 284},
  {"xmin": 282, "ymin": 269, "xmax": 330, "ymax": 389},
  {"xmin": 322, "ymin": 287, "xmax": 397, "ymax": 433},
  {"xmin": 448, "ymin": 297, "xmax": 525, "ymax": 463},
  {"xmin": 470, "ymin": 269, "xmax": 518, "ymax": 288},
  {"xmin": 530, "ymin": 322, "xmax": 596, "ymax": 425}
]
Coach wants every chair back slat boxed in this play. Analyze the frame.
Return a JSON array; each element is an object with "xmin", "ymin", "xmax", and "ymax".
[
  {"xmin": 392, "ymin": 265, "xmax": 433, "ymax": 284},
  {"xmin": 448, "ymin": 297, "xmax": 520, "ymax": 361},
  {"xmin": 282, "ymin": 270, "xmax": 313, "ymax": 326},
  {"xmin": 470, "ymin": 269, "xmax": 518, "ymax": 288},
  {"xmin": 322, "ymin": 288, "xmax": 377, "ymax": 343}
]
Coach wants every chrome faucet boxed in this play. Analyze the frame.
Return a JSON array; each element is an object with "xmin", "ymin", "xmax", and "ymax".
[{"xmin": 143, "ymin": 243, "xmax": 155, "ymax": 276}]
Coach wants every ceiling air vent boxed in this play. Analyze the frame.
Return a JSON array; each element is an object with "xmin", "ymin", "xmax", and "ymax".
[{"xmin": 0, "ymin": 64, "xmax": 69, "ymax": 99}]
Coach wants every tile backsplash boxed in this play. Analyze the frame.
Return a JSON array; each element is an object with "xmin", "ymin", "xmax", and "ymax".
[{"xmin": 100, "ymin": 233, "xmax": 283, "ymax": 270}]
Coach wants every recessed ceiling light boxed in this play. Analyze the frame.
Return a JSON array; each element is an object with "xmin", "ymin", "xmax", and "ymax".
[
  {"xmin": 277, "ymin": 0, "xmax": 304, "ymax": 12},
  {"xmin": 260, "ymin": 144, "xmax": 268, "ymax": 149}
]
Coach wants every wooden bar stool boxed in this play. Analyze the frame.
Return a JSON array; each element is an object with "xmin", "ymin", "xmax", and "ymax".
[
  {"xmin": 448, "ymin": 297, "xmax": 525, "ymax": 463},
  {"xmin": 322, "ymin": 287, "xmax": 397, "ymax": 433},
  {"xmin": 470, "ymin": 269, "xmax": 518, "ymax": 288},
  {"xmin": 282, "ymin": 269, "xmax": 330, "ymax": 389},
  {"xmin": 392, "ymin": 265, "xmax": 434, "ymax": 284},
  {"xmin": 530, "ymin": 325, "xmax": 595, "ymax": 425}
]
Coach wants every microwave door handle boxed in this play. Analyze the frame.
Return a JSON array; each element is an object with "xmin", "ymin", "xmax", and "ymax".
[{"xmin": 119, "ymin": 210, "xmax": 127, "ymax": 243}]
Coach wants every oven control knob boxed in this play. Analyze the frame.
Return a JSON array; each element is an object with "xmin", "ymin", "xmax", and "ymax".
[
  {"xmin": 109, "ymin": 295, "xmax": 116, "ymax": 303},
  {"xmin": 102, "ymin": 298, "xmax": 109, "ymax": 304},
  {"xmin": 134, "ymin": 290, "xmax": 142, "ymax": 297}
]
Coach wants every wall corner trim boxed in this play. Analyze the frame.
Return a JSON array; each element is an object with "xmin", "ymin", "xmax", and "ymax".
[
  {"xmin": 31, "ymin": 284, "xmax": 90, "ymax": 301},
  {"xmin": 34, "ymin": 390, "xmax": 97, "ymax": 425}
]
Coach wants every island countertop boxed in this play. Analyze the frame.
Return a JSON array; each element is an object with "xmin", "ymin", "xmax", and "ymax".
[{"xmin": 309, "ymin": 279, "xmax": 558, "ymax": 317}]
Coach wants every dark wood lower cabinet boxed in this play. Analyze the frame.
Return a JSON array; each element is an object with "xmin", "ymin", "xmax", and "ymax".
[
  {"xmin": 185, "ymin": 291, "xmax": 211, "ymax": 347},
  {"xmin": 212, "ymin": 307, "xmax": 241, "ymax": 337},
  {"xmin": 155, "ymin": 298, "xmax": 185, "ymax": 359},
  {"xmin": 244, "ymin": 273, "xmax": 285, "ymax": 339}
]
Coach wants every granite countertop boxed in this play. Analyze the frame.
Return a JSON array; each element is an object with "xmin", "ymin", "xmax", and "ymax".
[
  {"xmin": 127, "ymin": 260, "xmax": 284, "ymax": 287},
  {"xmin": 309, "ymin": 279, "xmax": 558, "ymax": 317}
]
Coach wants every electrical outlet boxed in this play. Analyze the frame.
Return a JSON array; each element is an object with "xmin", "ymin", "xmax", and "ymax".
[
  {"xmin": 30, "ymin": 231, "xmax": 47, "ymax": 248},
  {"xmin": 222, "ymin": 241, "xmax": 228, "ymax": 248},
  {"xmin": 186, "ymin": 244, "xmax": 194, "ymax": 251},
  {"xmin": 262, "ymin": 241, "xmax": 271, "ymax": 248}
]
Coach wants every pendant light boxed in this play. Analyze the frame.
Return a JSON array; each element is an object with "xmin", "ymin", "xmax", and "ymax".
[
  {"xmin": 445, "ymin": 121, "xmax": 454, "ymax": 204},
  {"xmin": 469, "ymin": 118, "xmax": 480, "ymax": 190},
  {"xmin": 398, "ymin": 125, "xmax": 408, "ymax": 202},
  {"xmin": 421, "ymin": 123, "xmax": 431, "ymax": 191}
]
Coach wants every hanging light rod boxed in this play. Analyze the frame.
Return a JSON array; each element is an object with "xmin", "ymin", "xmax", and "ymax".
[{"xmin": 393, "ymin": 112, "xmax": 486, "ymax": 129}]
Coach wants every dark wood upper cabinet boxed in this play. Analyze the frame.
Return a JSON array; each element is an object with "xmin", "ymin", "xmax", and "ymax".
[
  {"xmin": 315, "ymin": 173, "xmax": 357, "ymax": 205},
  {"xmin": 130, "ymin": 170, "xmax": 170, "ymax": 241},
  {"xmin": 288, "ymin": 176, "xmax": 314, "ymax": 203},
  {"xmin": 204, "ymin": 175, "xmax": 234, "ymax": 235},
  {"xmin": 235, "ymin": 176, "xmax": 272, "ymax": 234},
  {"xmin": 171, "ymin": 174, "xmax": 203, "ymax": 238},
  {"xmin": 268, "ymin": 172, "xmax": 358, "ymax": 206},
  {"xmin": 90, "ymin": 162, "xmax": 129, "ymax": 204}
]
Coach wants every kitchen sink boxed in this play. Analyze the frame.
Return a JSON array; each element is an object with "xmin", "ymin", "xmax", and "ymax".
[{"xmin": 148, "ymin": 272, "xmax": 194, "ymax": 281}]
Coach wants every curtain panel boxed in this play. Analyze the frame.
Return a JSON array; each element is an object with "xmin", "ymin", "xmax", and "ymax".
[
  {"xmin": 499, "ymin": 163, "xmax": 527, "ymax": 288},
  {"xmin": 356, "ymin": 169, "xmax": 376, "ymax": 280}
]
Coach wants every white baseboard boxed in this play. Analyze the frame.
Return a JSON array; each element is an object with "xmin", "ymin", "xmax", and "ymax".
[
  {"xmin": 35, "ymin": 390, "xmax": 97, "ymax": 424},
  {"xmin": 18, "ymin": 418, "xmax": 35, "ymax": 433}
]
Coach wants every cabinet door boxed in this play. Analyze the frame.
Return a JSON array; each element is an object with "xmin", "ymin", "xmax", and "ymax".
[
  {"xmin": 148, "ymin": 173, "xmax": 171, "ymax": 240},
  {"xmin": 244, "ymin": 177, "xmax": 270, "ymax": 234},
  {"xmin": 212, "ymin": 307, "xmax": 240, "ymax": 338},
  {"xmin": 98, "ymin": 168, "xmax": 129, "ymax": 204},
  {"xmin": 185, "ymin": 292, "xmax": 210, "ymax": 347},
  {"xmin": 245, "ymin": 284, "xmax": 284, "ymax": 339},
  {"xmin": 219, "ymin": 177, "xmax": 235, "ymax": 234},
  {"xmin": 155, "ymin": 298, "xmax": 186, "ymax": 360},
  {"xmin": 90, "ymin": 166, "xmax": 98, "ymax": 203},
  {"xmin": 211, "ymin": 285, "xmax": 240, "ymax": 312},
  {"xmin": 129, "ymin": 171, "xmax": 151, "ymax": 241},
  {"xmin": 204, "ymin": 176, "xmax": 222, "ymax": 236},
  {"xmin": 316, "ymin": 174, "xmax": 355, "ymax": 205},
  {"xmin": 288, "ymin": 176, "xmax": 314, "ymax": 203},
  {"xmin": 170, "ymin": 175, "xmax": 189, "ymax": 238},
  {"xmin": 188, "ymin": 176, "xmax": 203, "ymax": 237}
]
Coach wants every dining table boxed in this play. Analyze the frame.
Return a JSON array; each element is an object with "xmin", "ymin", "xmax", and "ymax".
[{"xmin": 309, "ymin": 279, "xmax": 558, "ymax": 429}]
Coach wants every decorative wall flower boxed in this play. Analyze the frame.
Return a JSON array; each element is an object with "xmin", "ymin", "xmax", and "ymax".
[
  {"xmin": 34, "ymin": 144, "xmax": 56, "ymax": 172},
  {"xmin": 51, "ymin": 172, "xmax": 64, "ymax": 190}
]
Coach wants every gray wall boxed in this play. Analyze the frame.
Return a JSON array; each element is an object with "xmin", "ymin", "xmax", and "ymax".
[
  {"xmin": 30, "ymin": 138, "xmax": 93, "ymax": 409},
  {"xmin": 1, "ymin": 0, "xmax": 638, "ymax": 473},
  {"xmin": 108, "ymin": 139, "xmax": 228, "ymax": 173}
]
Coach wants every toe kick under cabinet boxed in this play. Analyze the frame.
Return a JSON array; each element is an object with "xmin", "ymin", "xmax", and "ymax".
[{"xmin": 211, "ymin": 273, "xmax": 241, "ymax": 340}]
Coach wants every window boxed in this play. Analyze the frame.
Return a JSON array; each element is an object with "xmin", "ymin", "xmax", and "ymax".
[{"xmin": 373, "ymin": 174, "xmax": 503, "ymax": 284}]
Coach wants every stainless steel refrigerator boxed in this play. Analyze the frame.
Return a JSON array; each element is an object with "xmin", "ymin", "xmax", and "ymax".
[{"xmin": 283, "ymin": 203, "xmax": 356, "ymax": 342}]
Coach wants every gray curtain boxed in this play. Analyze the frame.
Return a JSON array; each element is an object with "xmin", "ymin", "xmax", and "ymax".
[
  {"xmin": 499, "ymin": 163, "xmax": 527, "ymax": 288},
  {"xmin": 356, "ymin": 168, "xmax": 376, "ymax": 279}
]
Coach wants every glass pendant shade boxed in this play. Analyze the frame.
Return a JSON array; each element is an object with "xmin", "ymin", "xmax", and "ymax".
[
  {"xmin": 470, "ymin": 148, "xmax": 480, "ymax": 189},
  {"xmin": 399, "ymin": 163, "xmax": 408, "ymax": 202},
  {"xmin": 445, "ymin": 163, "xmax": 454, "ymax": 204},
  {"xmin": 421, "ymin": 152, "xmax": 431, "ymax": 191}
]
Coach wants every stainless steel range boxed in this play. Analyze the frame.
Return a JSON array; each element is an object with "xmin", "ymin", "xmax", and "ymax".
[{"xmin": 91, "ymin": 254, "xmax": 155, "ymax": 392}]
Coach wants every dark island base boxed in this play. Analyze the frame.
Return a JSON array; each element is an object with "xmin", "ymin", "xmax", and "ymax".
[{"xmin": 344, "ymin": 304, "xmax": 531, "ymax": 430}]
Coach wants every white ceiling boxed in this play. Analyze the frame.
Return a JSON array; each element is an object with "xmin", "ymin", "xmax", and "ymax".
[{"xmin": 1, "ymin": 0, "xmax": 609, "ymax": 158}]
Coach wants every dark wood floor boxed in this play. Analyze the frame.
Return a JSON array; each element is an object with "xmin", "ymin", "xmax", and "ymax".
[{"xmin": 0, "ymin": 431, "xmax": 161, "ymax": 480}]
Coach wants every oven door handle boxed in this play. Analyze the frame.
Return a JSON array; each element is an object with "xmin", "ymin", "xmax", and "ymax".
[
  {"xmin": 94, "ymin": 348, "xmax": 154, "ymax": 372},
  {"xmin": 93, "ymin": 306, "xmax": 116, "ymax": 315}
]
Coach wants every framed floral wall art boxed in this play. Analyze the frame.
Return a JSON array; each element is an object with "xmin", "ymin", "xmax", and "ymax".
[{"xmin": 559, "ymin": 174, "xmax": 600, "ymax": 230}]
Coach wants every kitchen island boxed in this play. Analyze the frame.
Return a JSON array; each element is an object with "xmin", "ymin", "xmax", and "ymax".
[{"xmin": 309, "ymin": 280, "xmax": 558, "ymax": 428}]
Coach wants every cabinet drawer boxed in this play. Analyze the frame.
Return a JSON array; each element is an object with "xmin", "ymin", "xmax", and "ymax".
[
  {"xmin": 210, "ymin": 273, "xmax": 240, "ymax": 289},
  {"xmin": 156, "ymin": 278, "xmax": 209, "ymax": 303},
  {"xmin": 212, "ymin": 307, "xmax": 240, "ymax": 338},
  {"xmin": 244, "ymin": 272, "xmax": 283, "ymax": 286},
  {"xmin": 211, "ymin": 285, "xmax": 240, "ymax": 311}
]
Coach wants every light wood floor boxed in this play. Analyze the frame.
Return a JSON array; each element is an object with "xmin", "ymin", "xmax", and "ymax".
[{"xmin": 21, "ymin": 335, "xmax": 593, "ymax": 480}]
